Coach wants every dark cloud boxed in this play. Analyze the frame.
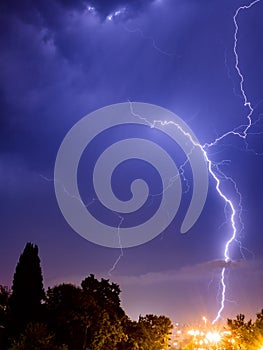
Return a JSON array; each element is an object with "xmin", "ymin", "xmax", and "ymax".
[{"xmin": 198, "ymin": 259, "xmax": 242, "ymax": 270}]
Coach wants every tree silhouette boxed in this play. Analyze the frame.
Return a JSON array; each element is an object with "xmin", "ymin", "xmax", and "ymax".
[
  {"xmin": 9, "ymin": 243, "xmax": 45, "ymax": 332},
  {"xmin": 46, "ymin": 278, "xmax": 126, "ymax": 350},
  {"xmin": 81, "ymin": 274, "xmax": 126, "ymax": 348},
  {"xmin": 81, "ymin": 274, "xmax": 124, "ymax": 316}
]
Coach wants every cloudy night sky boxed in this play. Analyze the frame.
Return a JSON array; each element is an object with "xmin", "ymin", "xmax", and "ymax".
[{"xmin": 0, "ymin": 0, "xmax": 263, "ymax": 325}]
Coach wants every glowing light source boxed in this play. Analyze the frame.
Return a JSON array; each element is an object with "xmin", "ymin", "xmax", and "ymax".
[{"xmin": 206, "ymin": 331, "xmax": 221, "ymax": 343}]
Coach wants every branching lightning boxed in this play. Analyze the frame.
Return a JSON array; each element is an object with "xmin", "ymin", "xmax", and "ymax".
[
  {"xmin": 129, "ymin": 0, "xmax": 261, "ymax": 323},
  {"xmin": 40, "ymin": 174, "xmax": 124, "ymax": 276}
]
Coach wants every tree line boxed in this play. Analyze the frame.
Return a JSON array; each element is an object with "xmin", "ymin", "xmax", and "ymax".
[{"xmin": 0, "ymin": 243, "xmax": 173, "ymax": 350}]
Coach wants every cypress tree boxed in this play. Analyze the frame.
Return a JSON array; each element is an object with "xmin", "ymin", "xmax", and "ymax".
[{"xmin": 9, "ymin": 243, "xmax": 45, "ymax": 331}]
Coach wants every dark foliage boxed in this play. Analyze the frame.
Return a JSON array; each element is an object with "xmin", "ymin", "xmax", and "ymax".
[
  {"xmin": 8, "ymin": 243, "xmax": 45, "ymax": 334},
  {"xmin": 1, "ymin": 243, "xmax": 174, "ymax": 350},
  {"xmin": 220, "ymin": 311, "xmax": 263, "ymax": 349}
]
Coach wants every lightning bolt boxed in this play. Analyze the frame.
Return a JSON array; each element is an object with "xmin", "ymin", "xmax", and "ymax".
[
  {"xmin": 40, "ymin": 174, "xmax": 124, "ymax": 275},
  {"xmin": 129, "ymin": 0, "xmax": 261, "ymax": 323},
  {"xmin": 123, "ymin": 25, "xmax": 179, "ymax": 57},
  {"xmin": 107, "ymin": 213, "xmax": 124, "ymax": 276},
  {"xmin": 211, "ymin": 0, "xmax": 260, "ymax": 323}
]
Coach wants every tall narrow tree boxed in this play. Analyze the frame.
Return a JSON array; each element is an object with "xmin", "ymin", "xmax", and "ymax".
[{"xmin": 9, "ymin": 243, "xmax": 45, "ymax": 331}]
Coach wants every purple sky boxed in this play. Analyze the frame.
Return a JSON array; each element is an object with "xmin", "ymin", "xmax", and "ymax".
[{"xmin": 0, "ymin": 0, "xmax": 263, "ymax": 324}]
